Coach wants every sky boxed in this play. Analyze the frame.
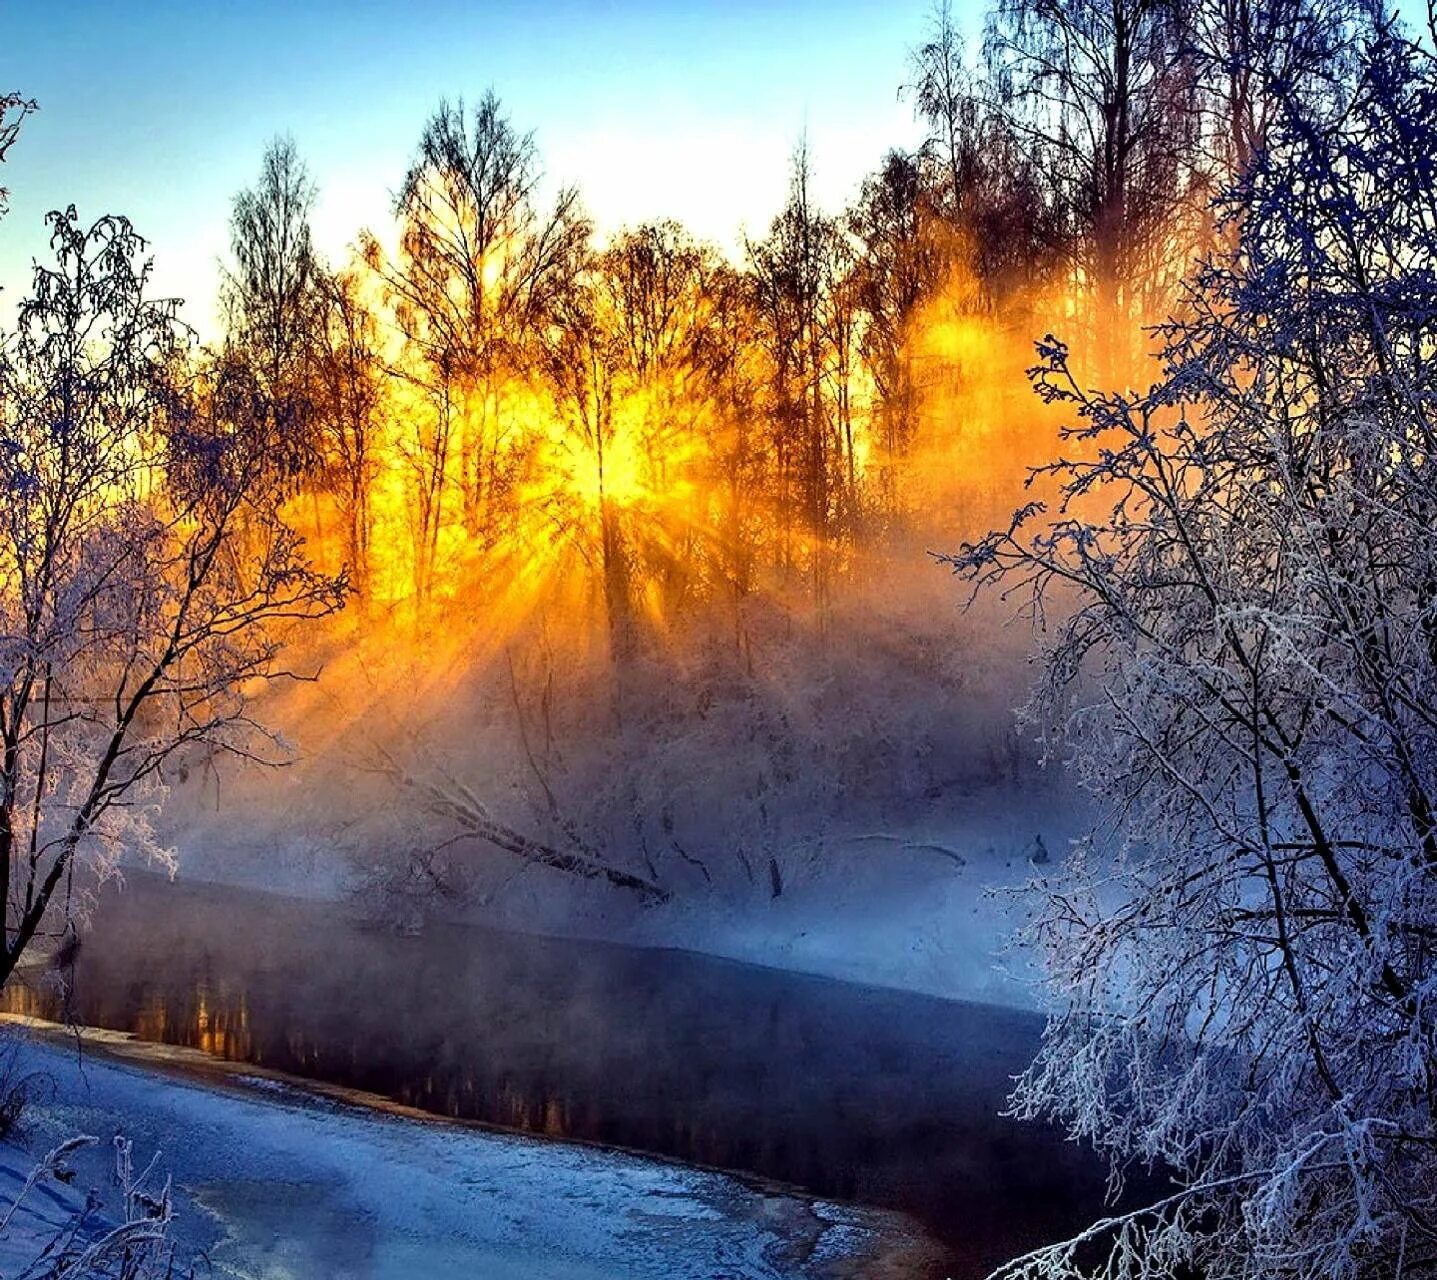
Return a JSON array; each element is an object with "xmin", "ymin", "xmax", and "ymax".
[{"xmin": 0, "ymin": 0, "xmax": 965, "ymax": 336}]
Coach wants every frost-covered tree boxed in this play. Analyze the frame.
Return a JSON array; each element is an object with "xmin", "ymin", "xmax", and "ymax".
[
  {"xmin": 0, "ymin": 91, "xmax": 36, "ymax": 221},
  {"xmin": 0, "ymin": 210, "xmax": 346, "ymax": 988},
  {"xmin": 949, "ymin": 23, "xmax": 1437, "ymax": 1279}
]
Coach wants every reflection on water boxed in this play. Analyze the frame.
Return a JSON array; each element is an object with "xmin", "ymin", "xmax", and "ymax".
[{"xmin": 2, "ymin": 873, "xmax": 1110, "ymax": 1278}]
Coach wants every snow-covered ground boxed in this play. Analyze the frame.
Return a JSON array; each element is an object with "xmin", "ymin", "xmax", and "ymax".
[
  {"xmin": 149, "ymin": 580, "xmax": 1086, "ymax": 1018},
  {"xmin": 164, "ymin": 777, "xmax": 1086, "ymax": 1014},
  {"xmin": 0, "ymin": 1028, "xmax": 941, "ymax": 1279},
  {"xmin": 619, "ymin": 784, "xmax": 1085, "ymax": 1010},
  {"xmin": 0, "ymin": 769, "xmax": 1086, "ymax": 1280}
]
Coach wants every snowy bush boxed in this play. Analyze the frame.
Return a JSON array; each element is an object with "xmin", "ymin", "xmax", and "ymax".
[
  {"xmin": 0, "ymin": 1136, "xmax": 195, "ymax": 1279},
  {"xmin": 0, "ymin": 1036, "xmax": 53, "ymax": 1141},
  {"xmin": 949, "ymin": 24, "xmax": 1437, "ymax": 1280}
]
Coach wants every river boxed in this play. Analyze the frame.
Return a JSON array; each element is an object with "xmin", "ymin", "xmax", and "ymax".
[{"xmin": 0, "ymin": 873, "xmax": 1111, "ymax": 1278}]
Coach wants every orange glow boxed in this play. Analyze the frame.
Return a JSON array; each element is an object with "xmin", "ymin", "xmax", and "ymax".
[{"xmin": 258, "ymin": 209, "xmax": 1162, "ymax": 768}]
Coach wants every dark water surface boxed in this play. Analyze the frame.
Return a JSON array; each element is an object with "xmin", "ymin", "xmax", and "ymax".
[{"xmin": 2, "ymin": 874, "xmax": 1111, "ymax": 1277}]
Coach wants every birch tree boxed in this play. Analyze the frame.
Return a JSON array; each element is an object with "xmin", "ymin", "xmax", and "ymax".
[{"xmin": 0, "ymin": 210, "xmax": 346, "ymax": 988}]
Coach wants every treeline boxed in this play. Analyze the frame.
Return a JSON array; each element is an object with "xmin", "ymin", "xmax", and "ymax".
[
  {"xmin": 211, "ymin": 0, "xmax": 1379, "ymax": 656},
  {"xmin": 0, "ymin": 0, "xmax": 1395, "ymax": 932}
]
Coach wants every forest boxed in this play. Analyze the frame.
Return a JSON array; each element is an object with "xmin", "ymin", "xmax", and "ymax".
[
  {"xmin": 0, "ymin": 0, "xmax": 1288, "ymax": 913},
  {"xmin": 4, "ymin": 0, "xmax": 1437, "ymax": 1275}
]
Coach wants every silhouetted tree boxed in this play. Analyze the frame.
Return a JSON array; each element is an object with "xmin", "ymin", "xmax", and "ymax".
[
  {"xmin": 0, "ymin": 210, "xmax": 345, "ymax": 988},
  {"xmin": 748, "ymin": 141, "xmax": 842, "ymax": 598},
  {"xmin": 221, "ymin": 136, "xmax": 323, "ymax": 485},
  {"xmin": 0, "ymin": 91, "xmax": 36, "ymax": 220},
  {"xmin": 597, "ymin": 222, "xmax": 723, "ymax": 616},
  {"xmin": 541, "ymin": 262, "xmax": 633, "ymax": 666},
  {"xmin": 1191, "ymin": 0, "xmax": 1376, "ymax": 183},
  {"xmin": 850, "ymin": 151, "xmax": 947, "ymax": 472},
  {"xmin": 906, "ymin": 5, "xmax": 1058, "ymax": 296},
  {"xmin": 378, "ymin": 92, "xmax": 589, "ymax": 549},
  {"xmin": 907, "ymin": 0, "xmax": 975, "ymax": 216},
  {"xmin": 313, "ymin": 267, "xmax": 382, "ymax": 591},
  {"xmin": 985, "ymin": 0, "xmax": 1202, "ymax": 376}
]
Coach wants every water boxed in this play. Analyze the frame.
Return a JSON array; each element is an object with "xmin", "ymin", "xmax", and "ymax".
[{"xmin": 2, "ymin": 873, "xmax": 1111, "ymax": 1278}]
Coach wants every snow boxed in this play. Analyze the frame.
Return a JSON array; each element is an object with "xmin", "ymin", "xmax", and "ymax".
[
  {"xmin": 618, "ymin": 783, "xmax": 1085, "ymax": 1010},
  {"xmin": 159, "ymin": 776, "xmax": 1085, "ymax": 1015},
  {"xmin": 0, "ymin": 1030, "xmax": 941, "ymax": 1280},
  {"xmin": 137, "ymin": 548, "xmax": 1084, "ymax": 1020}
]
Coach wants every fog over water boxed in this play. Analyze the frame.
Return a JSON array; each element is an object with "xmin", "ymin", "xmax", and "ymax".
[{"xmin": 5, "ymin": 873, "xmax": 1113, "ymax": 1279}]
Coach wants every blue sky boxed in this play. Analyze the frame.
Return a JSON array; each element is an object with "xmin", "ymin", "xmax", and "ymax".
[{"xmin": 1, "ymin": 0, "xmax": 959, "ymax": 334}]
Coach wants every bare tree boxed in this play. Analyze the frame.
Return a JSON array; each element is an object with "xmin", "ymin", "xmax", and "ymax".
[
  {"xmin": 1191, "ymin": 0, "xmax": 1375, "ymax": 183},
  {"xmin": 221, "ymin": 136, "xmax": 323, "ymax": 486},
  {"xmin": 905, "ymin": 7, "xmax": 1064, "ymax": 300},
  {"xmin": 0, "ymin": 209, "xmax": 346, "ymax": 988},
  {"xmin": 984, "ymin": 0, "xmax": 1202, "ymax": 377},
  {"xmin": 313, "ymin": 266, "xmax": 382, "ymax": 591},
  {"xmin": 748, "ymin": 141, "xmax": 842, "ymax": 599},
  {"xmin": 948, "ymin": 28, "xmax": 1437, "ymax": 1279},
  {"xmin": 596, "ymin": 221, "xmax": 732, "ymax": 616},
  {"xmin": 849, "ymin": 151, "xmax": 949, "ymax": 496},
  {"xmin": 0, "ymin": 91, "xmax": 36, "ymax": 220},
  {"xmin": 697, "ymin": 258, "xmax": 765, "ymax": 632},
  {"xmin": 541, "ymin": 260, "xmax": 633, "ymax": 668},
  {"xmin": 376, "ymin": 92, "xmax": 589, "ymax": 552},
  {"xmin": 907, "ymin": 0, "xmax": 975, "ymax": 215},
  {"xmin": 602, "ymin": 221, "xmax": 711, "ymax": 383}
]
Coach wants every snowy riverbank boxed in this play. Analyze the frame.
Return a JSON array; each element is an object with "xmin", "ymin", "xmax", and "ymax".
[
  {"xmin": 0, "ymin": 1027, "xmax": 942, "ymax": 1280},
  {"xmin": 164, "ymin": 777, "xmax": 1087, "ymax": 1014}
]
